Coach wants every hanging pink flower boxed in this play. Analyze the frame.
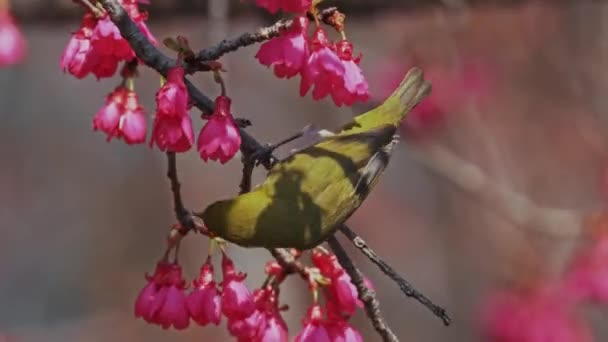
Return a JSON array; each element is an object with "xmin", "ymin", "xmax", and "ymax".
[
  {"xmin": 150, "ymin": 66, "xmax": 194, "ymax": 152},
  {"xmin": 134, "ymin": 262, "xmax": 190, "ymax": 330},
  {"xmin": 330, "ymin": 40, "xmax": 369, "ymax": 107},
  {"xmin": 0, "ymin": 9, "xmax": 26, "ymax": 67},
  {"xmin": 299, "ymin": 28, "xmax": 345, "ymax": 102},
  {"xmin": 311, "ymin": 249, "xmax": 362, "ymax": 316},
  {"xmin": 93, "ymin": 86, "xmax": 146, "ymax": 144},
  {"xmin": 60, "ymin": 0, "xmax": 156, "ymax": 79},
  {"xmin": 187, "ymin": 257, "xmax": 222, "ymax": 326},
  {"xmin": 60, "ymin": 14, "xmax": 97, "ymax": 79},
  {"xmin": 228, "ymin": 287, "xmax": 288, "ymax": 341},
  {"xmin": 295, "ymin": 304, "xmax": 331, "ymax": 342},
  {"xmin": 197, "ymin": 95, "xmax": 241, "ymax": 164},
  {"xmin": 221, "ymin": 253, "xmax": 255, "ymax": 320},
  {"xmin": 255, "ymin": 16, "xmax": 309, "ymax": 79}
]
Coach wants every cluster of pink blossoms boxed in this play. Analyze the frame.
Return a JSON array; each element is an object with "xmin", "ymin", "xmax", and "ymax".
[
  {"xmin": 481, "ymin": 214, "xmax": 608, "ymax": 342},
  {"xmin": 60, "ymin": 0, "xmax": 156, "ymax": 79},
  {"xmin": 0, "ymin": 2, "xmax": 26, "ymax": 67},
  {"xmin": 254, "ymin": 3, "xmax": 369, "ymax": 107},
  {"xmin": 91, "ymin": 65, "xmax": 241, "ymax": 162},
  {"xmin": 61, "ymin": 0, "xmax": 242, "ymax": 163},
  {"xmin": 134, "ymin": 249, "xmax": 364, "ymax": 341}
]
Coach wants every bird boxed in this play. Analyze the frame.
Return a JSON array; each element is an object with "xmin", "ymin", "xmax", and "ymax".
[{"xmin": 196, "ymin": 67, "xmax": 431, "ymax": 250}]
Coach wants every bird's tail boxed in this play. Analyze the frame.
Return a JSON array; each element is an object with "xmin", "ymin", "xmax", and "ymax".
[{"xmin": 339, "ymin": 67, "xmax": 431, "ymax": 135}]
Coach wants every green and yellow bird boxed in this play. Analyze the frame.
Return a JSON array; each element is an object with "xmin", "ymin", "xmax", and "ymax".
[{"xmin": 196, "ymin": 67, "xmax": 431, "ymax": 250}]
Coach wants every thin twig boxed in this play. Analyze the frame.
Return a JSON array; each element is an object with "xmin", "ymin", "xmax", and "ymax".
[
  {"xmin": 196, "ymin": 7, "xmax": 339, "ymax": 62},
  {"xmin": 340, "ymin": 225, "xmax": 452, "ymax": 326},
  {"xmin": 166, "ymin": 152, "xmax": 197, "ymax": 233},
  {"xmin": 327, "ymin": 235, "xmax": 399, "ymax": 342}
]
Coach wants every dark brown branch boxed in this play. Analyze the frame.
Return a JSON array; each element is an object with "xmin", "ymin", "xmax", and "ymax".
[
  {"xmin": 340, "ymin": 225, "xmax": 452, "ymax": 326},
  {"xmin": 327, "ymin": 235, "xmax": 399, "ymax": 342},
  {"xmin": 166, "ymin": 152, "xmax": 198, "ymax": 233},
  {"xmin": 239, "ymin": 155, "xmax": 255, "ymax": 195},
  {"xmin": 196, "ymin": 7, "xmax": 339, "ymax": 62}
]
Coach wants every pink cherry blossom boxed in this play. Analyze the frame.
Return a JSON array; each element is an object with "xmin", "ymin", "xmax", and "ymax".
[
  {"xmin": 258, "ymin": 313, "xmax": 288, "ymax": 342},
  {"xmin": 134, "ymin": 262, "xmax": 190, "ymax": 330},
  {"xmin": 122, "ymin": 0, "xmax": 157, "ymax": 45},
  {"xmin": 253, "ymin": 0, "xmax": 312, "ymax": 14},
  {"xmin": 94, "ymin": 86, "xmax": 146, "ymax": 144},
  {"xmin": 150, "ymin": 66, "xmax": 194, "ymax": 152},
  {"xmin": 563, "ymin": 233, "xmax": 608, "ymax": 304},
  {"xmin": 61, "ymin": 2, "xmax": 155, "ymax": 79},
  {"xmin": 255, "ymin": 16, "xmax": 309, "ymax": 79},
  {"xmin": 228, "ymin": 286, "xmax": 288, "ymax": 341},
  {"xmin": 88, "ymin": 15, "xmax": 135, "ymax": 78},
  {"xmin": 150, "ymin": 113, "xmax": 194, "ymax": 152},
  {"xmin": 480, "ymin": 286, "xmax": 592, "ymax": 342},
  {"xmin": 156, "ymin": 67, "xmax": 189, "ymax": 117},
  {"xmin": 91, "ymin": 15, "xmax": 134, "ymax": 60},
  {"xmin": 60, "ymin": 14, "xmax": 97, "ymax": 79},
  {"xmin": 93, "ymin": 86, "xmax": 126, "ymax": 141},
  {"xmin": 0, "ymin": 9, "xmax": 26, "ymax": 67},
  {"xmin": 327, "ymin": 321, "xmax": 364, "ymax": 342},
  {"xmin": 221, "ymin": 253, "xmax": 255, "ymax": 320},
  {"xmin": 299, "ymin": 28, "xmax": 345, "ymax": 102},
  {"xmin": 311, "ymin": 249, "xmax": 362, "ymax": 316},
  {"xmin": 228, "ymin": 308, "xmax": 266, "ymax": 340},
  {"xmin": 295, "ymin": 305, "xmax": 331, "ymax": 342},
  {"xmin": 197, "ymin": 95, "xmax": 241, "ymax": 164},
  {"xmin": 119, "ymin": 91, "xmax": 147, "ymax": 144},
  {"xmin": 331, "ymin": 40, "xmax": 369, "ymax": 107},
  {"xmin": 187, "ymin": 257, "xmax": 222, "ymax": 326},
  {"xmin": 327, "ymin": 271, "xmax": 359, "ymax": 316}
]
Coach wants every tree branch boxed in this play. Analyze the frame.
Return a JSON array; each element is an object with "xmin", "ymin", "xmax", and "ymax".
[
  {"xmin": 195, "ymin": 7, "xmax": 339, "ymax": 62},
  {"xmin": 165, "ymin": 152, "xmax": 208, "ymax": 236},
  {"xmin": 327, "ymin": 235, "xmax": 399, "ymax": 342},
  {"xmin": 340, "ymin": 225, "xmax": 452, "ymax": 325}
]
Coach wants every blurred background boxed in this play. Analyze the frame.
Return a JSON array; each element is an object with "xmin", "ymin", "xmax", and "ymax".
[{"xmin": 2, "ymin": 0, "xmax": 608, "ymax": 341}]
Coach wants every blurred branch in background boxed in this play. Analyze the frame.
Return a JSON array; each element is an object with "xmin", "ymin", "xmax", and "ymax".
[{"xmin": 407, "ymin": 140, "xmax": 584, "ymax": 239}]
